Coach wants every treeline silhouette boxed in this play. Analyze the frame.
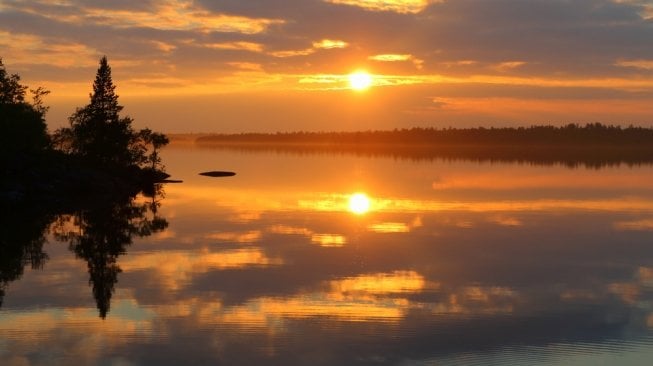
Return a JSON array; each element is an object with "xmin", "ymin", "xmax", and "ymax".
[
  {"xmin": 193, "ymin": 125, "xmax": 653, "ymax": 168},
  {"xmin": 196, "ymin": 124, "xmax": 653, "ymax": 146}
]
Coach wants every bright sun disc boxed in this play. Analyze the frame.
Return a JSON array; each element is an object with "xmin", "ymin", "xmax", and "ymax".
[
  {"xmin": 349, "ymin": 193, "xmax": 371, "ymax": 215},
  {"xmin": 348, "ymin": 71, "xmax": 373, "ymax": 91}
]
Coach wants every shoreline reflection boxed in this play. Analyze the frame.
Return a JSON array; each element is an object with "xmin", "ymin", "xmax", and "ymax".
[{"xmin": 1, "ymin": 185, "xmax": 168, "ymax": 318}]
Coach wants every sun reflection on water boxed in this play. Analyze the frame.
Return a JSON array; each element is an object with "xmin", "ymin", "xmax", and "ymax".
[{"xmin": 349, "ymin": 193, "xmax": 371, "ymax": 215}]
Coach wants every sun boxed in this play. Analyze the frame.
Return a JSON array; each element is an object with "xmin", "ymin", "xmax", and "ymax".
[
  {"xmin": 349, "ymin": 193, "xmax": 371, "ymax": 215},
  {"xmin": 348, "ymin": 71, "xmax": 373, "ymax": 91}
]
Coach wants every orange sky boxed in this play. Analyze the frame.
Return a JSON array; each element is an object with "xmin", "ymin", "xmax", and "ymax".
[{"xmin": 1, "ymin": 0, "xmax": 653, "ymax": 132}]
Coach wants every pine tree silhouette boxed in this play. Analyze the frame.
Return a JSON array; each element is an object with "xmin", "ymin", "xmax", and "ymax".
[{"xmin": 67, "ymin": 56, "xmax": 142, "ymax": 167}]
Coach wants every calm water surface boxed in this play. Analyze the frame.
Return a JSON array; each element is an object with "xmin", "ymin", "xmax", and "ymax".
[{"xmin": 2, "ymin": 146, "xmax": 653, "ymax": 365}]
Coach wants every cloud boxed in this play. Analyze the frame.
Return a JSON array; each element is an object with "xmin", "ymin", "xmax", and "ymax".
[
  {"xmin": 201, "ymin": 41, "xmax": 265, "ymax": 52},
  {"xmin": 369, "ymin": 54, "xmax": 412, "ymax": 62},
  {"xmin": 312, "ymin": 39, "xmax": 348, "ymax": 49},
  {"xmin": 4, "ymin": 0, "xmax": 285, "ymax": 34},
  {"xmin": 268, "ymin": 38, "xmax": 348, "ymax": 58},
  {"xmin": 494, "ymin": 61, "xmax": 527, "ymax": 71},
  {"xmin": 369, "ymin": 53, "xmax": 425, "ymax": 69},
  {"xmin": 616, "ymin": 59, "xmax": 653, "ymax": 70},
  {"xmin": 0, "ymin": 30, "xmax": 98, "ymax": 67},
  {"xmin": 324, "ymin": 0, "xmax": 436, "ymax": 14}
]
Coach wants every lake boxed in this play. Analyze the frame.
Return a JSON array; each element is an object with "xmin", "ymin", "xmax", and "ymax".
[{"xmin": 2, "ymin": 145, "xmax": 653, "ymax": 365}]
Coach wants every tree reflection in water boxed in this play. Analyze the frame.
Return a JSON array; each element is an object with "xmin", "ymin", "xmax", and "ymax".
[
  {"xmin": 1, "ymin": 185, "xmax": 168, "ymax": 318},
  {"xmin": 0, "ymin": 201, "xmax": 52, "ymax": 309}
]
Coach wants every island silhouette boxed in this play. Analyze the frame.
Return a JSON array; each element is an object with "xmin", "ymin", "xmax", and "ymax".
[{"xmin": 1, "ymin": 56, "xmax": 170, "ymax": 318}]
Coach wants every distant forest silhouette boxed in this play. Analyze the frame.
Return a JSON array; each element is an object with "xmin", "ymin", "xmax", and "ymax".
[{"xmin": 191, "ymin": 125, "xmax": 653, "ymax": 168}]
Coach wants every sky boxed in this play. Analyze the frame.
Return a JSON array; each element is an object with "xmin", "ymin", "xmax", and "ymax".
[{"xmin": 1, "ymin": 0, "xmax": 653, "ymax": 132}]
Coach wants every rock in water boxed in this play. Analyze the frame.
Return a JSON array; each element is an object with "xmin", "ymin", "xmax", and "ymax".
[{"xmin": 199, "ymin": 171, "xmax": 236, "ymax": 177}]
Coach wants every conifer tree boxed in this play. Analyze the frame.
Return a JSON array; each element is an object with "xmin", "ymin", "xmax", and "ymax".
[{"xmin": 67, "ymin": 56, "xmax": 143, "ymax": 167}]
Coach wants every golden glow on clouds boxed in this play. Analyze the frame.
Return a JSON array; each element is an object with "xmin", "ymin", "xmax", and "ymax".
[
  {"xmin": 0, "ymin": 31, "xmax": 98, "ymax": 67},
  {"xmin": 25, "ymin": 0, "xmax": 285, "ymax": 34},
  {"xmin": 495, "ymin": 61, "xmax": 527, "ymax": 71},
  {"xmin": 298, "ymin": 72, "xmax": 653, "ymax": 93},
  {"xmin": 151, "ymin": 40, "xmax": 177, "ymax": 53},
  {"xmin": 38, "ymin": 66, "xmax": 653, "ymax": 98},
  {"xmin": 312, "ymin": 39, "xmax": 349, "ymax": 49},
  {"xmin": 369, "ymin": 54, "xmax": 411, "ymax": 61},
  {"xmin": 325, "ymin": 0, "xmax": 435, "ymax": 14},
  {"xmin": 298, "ymin": 73, "xmax": 430, "ymax": 90},
  {"xmin": 369, "ymin": 54, "xmax": 425, "ymax": 69},
  {"xmin": 269, "ymin": 49, "xmax": 315, "ymax": 58},
  {"xmin": 616, "ymin": 59, "xmax": 653, "ymax": 70},
  {"xmin": 442, "ymin": 60, "xmax": 478, "ymax": 67},
  {"xmin": 204, "ymin": 42, "xmax": 264, "ymax": 52},
  {"xmin": 270, "ymin": 39, "xmax": 348, "ymax": 58},
  {"xmin": 416, "ymin": 97, "xmax": 653, "ymax": 121},
  {"xmin": 226, "ymin": 62, "xmax": 264, "ymax": 71}
]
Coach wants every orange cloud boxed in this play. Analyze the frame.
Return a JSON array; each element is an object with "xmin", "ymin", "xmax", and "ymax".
[
  {"xmin": 203, "ymin": 42, "xmax": 265, "ymax": 52},
  {"xmin": 270, "ymin": 39, "xmax": 348, "ymax": 58},
  {"xmin": 0, "ymin": 31, "xmax": 98, "ymax": 67},
  {"xmin": 494, "ymin": 61, "xmax": 527, "ymax": 71},
  {"xmin": 369, "ymin": 54, "xmax": 412, "ymax": 62},
  {"xmin": 325, "ymin": 0, "xmax": 436, "ymax": 14},
  {"xmin": 77, "ymin": 1, "xmax": 283, "ymax": 34},
  {"xmin": 312, "ymin": 39, "xmax": 349, "ymax": 49},
  {"xmin": 616, "ymin": 59, "xmax": 653, "ymax": 70}
]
